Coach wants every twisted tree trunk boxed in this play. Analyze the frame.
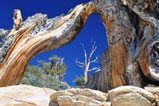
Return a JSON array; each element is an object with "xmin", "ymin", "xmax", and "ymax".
[
  {"xmin": 0, "ymin": 3, "xmax": 94, "ymax": 86},
  {"xmin": 0, "ymin": 0, "xmax": 159, "ymax": 91}
]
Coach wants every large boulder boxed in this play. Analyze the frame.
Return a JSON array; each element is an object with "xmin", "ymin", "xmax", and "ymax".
[
  {"xmin": 0, "ymin": 84, "xmax": 56, "ymax": 106},
  {"xmin": 50, "ymin": 88, "xmax": 109, "ymax": 106},
  {"xmin": 144, "ymin": 85, "xmax": 159, "ymax": 106},
  {"xmin": 1, "ymin": 84, "xmax": 159, "ymax": 106},
  {"xmin": 108, "ymin": 86, "xmax": 156, "ymax": 106},
  {"xmin": 50, "ymin": 86, "xmax": 159, "ymax": 106}
]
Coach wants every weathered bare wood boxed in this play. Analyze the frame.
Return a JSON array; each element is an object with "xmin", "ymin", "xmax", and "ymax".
[
  {"xmin": 91, "ymin": 0, "xmax": 146, "ymax": 89},
  {"xmin": 0, "ymin": 0, "xmax": 159, "ymax": 91},
  {"xmin": 121, "ymin": 0, "xmax": 159, "ymax": 82},
  {"xmin": 76, "ymin": 41, "xmax": 100, "ymax": 84},
  {"xmin": 0, "ymin": 3, "xmax": 94, "ymax": 86},
  {"xmin": 86, "ymin": 0, "xmax": 159, "ymax": 91}
]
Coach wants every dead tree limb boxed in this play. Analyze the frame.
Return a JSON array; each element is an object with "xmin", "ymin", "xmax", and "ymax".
[
  {"xmin": 76, "ymin": 41, "xmax": 100, "ymax": 84},
  {"xmin": 0, "ymin": 0, "xmax": 159, "ymax": 91},
  {"xmin": 0, "ymin": 3, "xmax": 94, "ymax": 86}
]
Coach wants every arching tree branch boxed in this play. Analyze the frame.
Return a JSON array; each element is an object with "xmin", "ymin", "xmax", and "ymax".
[
  {"xmin": 1, "ymin": 0, "xmax": 159, "ymax": 92},
  {"xmin": 0, "ymin": 2, "xmax": 94, "ymax": 86}
]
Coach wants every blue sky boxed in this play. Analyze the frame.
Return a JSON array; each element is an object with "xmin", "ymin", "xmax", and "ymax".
[{"xmin": 0, "ymin": 0, "xmax": 108, "ymax": 87}]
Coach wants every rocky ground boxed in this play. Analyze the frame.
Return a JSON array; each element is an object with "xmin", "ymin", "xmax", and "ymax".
[{"xmin": 1, "ymin": 84, "xmax": 159, "ymax": 106}]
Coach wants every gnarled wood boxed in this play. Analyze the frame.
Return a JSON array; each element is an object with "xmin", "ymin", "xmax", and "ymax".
[
  {"xmin": 86, "ymin": 0, "xmax": 159, "ymax": 91},
  {"xmin": 0, "ymin": 3, "xmax": 94, "ymax": 86},
  {"xmin": 1, "ymin": 0, "xmax": 159, "ymax": 91},
  {"xmin": 92, "ymin": 0, "xmax": 145, "ymax": 89}
]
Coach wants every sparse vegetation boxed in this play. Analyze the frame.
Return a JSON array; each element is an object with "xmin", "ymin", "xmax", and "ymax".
[
  {"xmin": 74, "ymin": 75, "xmax": 84, "ymax": 88},
  {"xmin": 21, "ymin": 55, "xmax": 67, "ymax": 90}
]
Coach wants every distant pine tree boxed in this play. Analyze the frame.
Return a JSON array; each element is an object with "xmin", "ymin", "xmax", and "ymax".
[
  {"xmin": 74, "ymin": 75, "xmax": 84, "ymax": 88},
  {"xmin": 21, "ymin": 55, "xmax": 68, "ymax": 90}
]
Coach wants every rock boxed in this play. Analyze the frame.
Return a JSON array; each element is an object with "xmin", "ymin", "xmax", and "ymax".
[
  {"xmin": 108, "ymin": 86, "xmax": 156, "ymax": 106},
  {"xmin": 50, "ymin": 91, "xmax": 74, "ymax": 102},
  {"xmin": 0, "ymin": 84, "xmax": 158, "ymax": 106},
  {"xmin": 50, "ymin": 88, "xmax": 108, "ymax": 106},
  {"xmin": 0, "ymin": 84, "xmax": 56, "ymax": 106},
  {"xmin": 144, "ymin": 86, "xmax": 159, "ymax": 106},
  {"xmin": 57, "ymin": 95, "xmax": 103, "ymax": 106},
  {"xmin": 49, "ymin": 102, "xmax": 59, "ymax": 106},
  {"xmin": 145, "ymin": 86, "xmax": 159, "ymax": 96},
  {"xmin": 57, "ymin": 95, "xmax": 74, "ymax": 106},
  {"xmin": 75, "ymin": 95, "xmax": 102, "ymax": 105},
  {"xmin": 102, "ymin": 102, "xmax": 111, "ymax": 106},
  {"xmin": 79, "ymin": 89, "xmax": 107, "ymax": 101},
  {"xmin": 111, "ymin": 93, "xmax": 152, "ymax": 106},
  {"xmin": 66, "ymin": 88, "xmax": 81, "ymax": 95},
  {"xmin": 66, "ymin": 88, "xmax": 107, "ymax": 101},
  {"xmin": 71, "ymin": 101, "xmax": 88, "ymax": 106}
]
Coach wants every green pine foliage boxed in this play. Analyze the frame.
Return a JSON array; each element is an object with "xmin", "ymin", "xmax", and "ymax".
[
  {"xmin": 74, "ymin": 75, "xmax": 84, "ymax": 88},
  {"xmin": 21, "ymin": 55, "xmax": 67, "ymax": 90}
]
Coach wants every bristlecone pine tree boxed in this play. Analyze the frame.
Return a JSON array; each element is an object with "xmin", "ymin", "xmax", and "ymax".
[{"xmin": 0, "ymin": 0, "xmax": 159, "ymax": 91}]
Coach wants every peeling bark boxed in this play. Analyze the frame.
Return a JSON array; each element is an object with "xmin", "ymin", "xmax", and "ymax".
[{"xmin": 0, "ymin": 0, "xmax": 159, "ymax": 90}]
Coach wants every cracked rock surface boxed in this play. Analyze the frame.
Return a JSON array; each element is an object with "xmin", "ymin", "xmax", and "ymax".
[
  {"xmin": 0, "ymin": 84, "xmax": 56, "ymax": 106},
  {"xmin": 50, "ymin": 88, "xmax": 109, "ymax": 106},
  {"xmin": 1, "ymin": 85, "xmax": 159, "ymax": 106}
]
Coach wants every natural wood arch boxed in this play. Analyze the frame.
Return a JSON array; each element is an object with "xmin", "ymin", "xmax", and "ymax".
[{"xmin": 0, "ymin": 0, "xmax": 159, "ymax": 91}]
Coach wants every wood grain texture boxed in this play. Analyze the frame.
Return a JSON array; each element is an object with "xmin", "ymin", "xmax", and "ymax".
[
  {"xmin": 0, "ymin": 0, "xmax": 159, "ymax": 90},
  {"xmin": 0, "ymin": 3, "xmax": 94, "ymax": 86},
  {"xmin": 86, "ymin": 0, "xmax": 159, "ymax": 91}
]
